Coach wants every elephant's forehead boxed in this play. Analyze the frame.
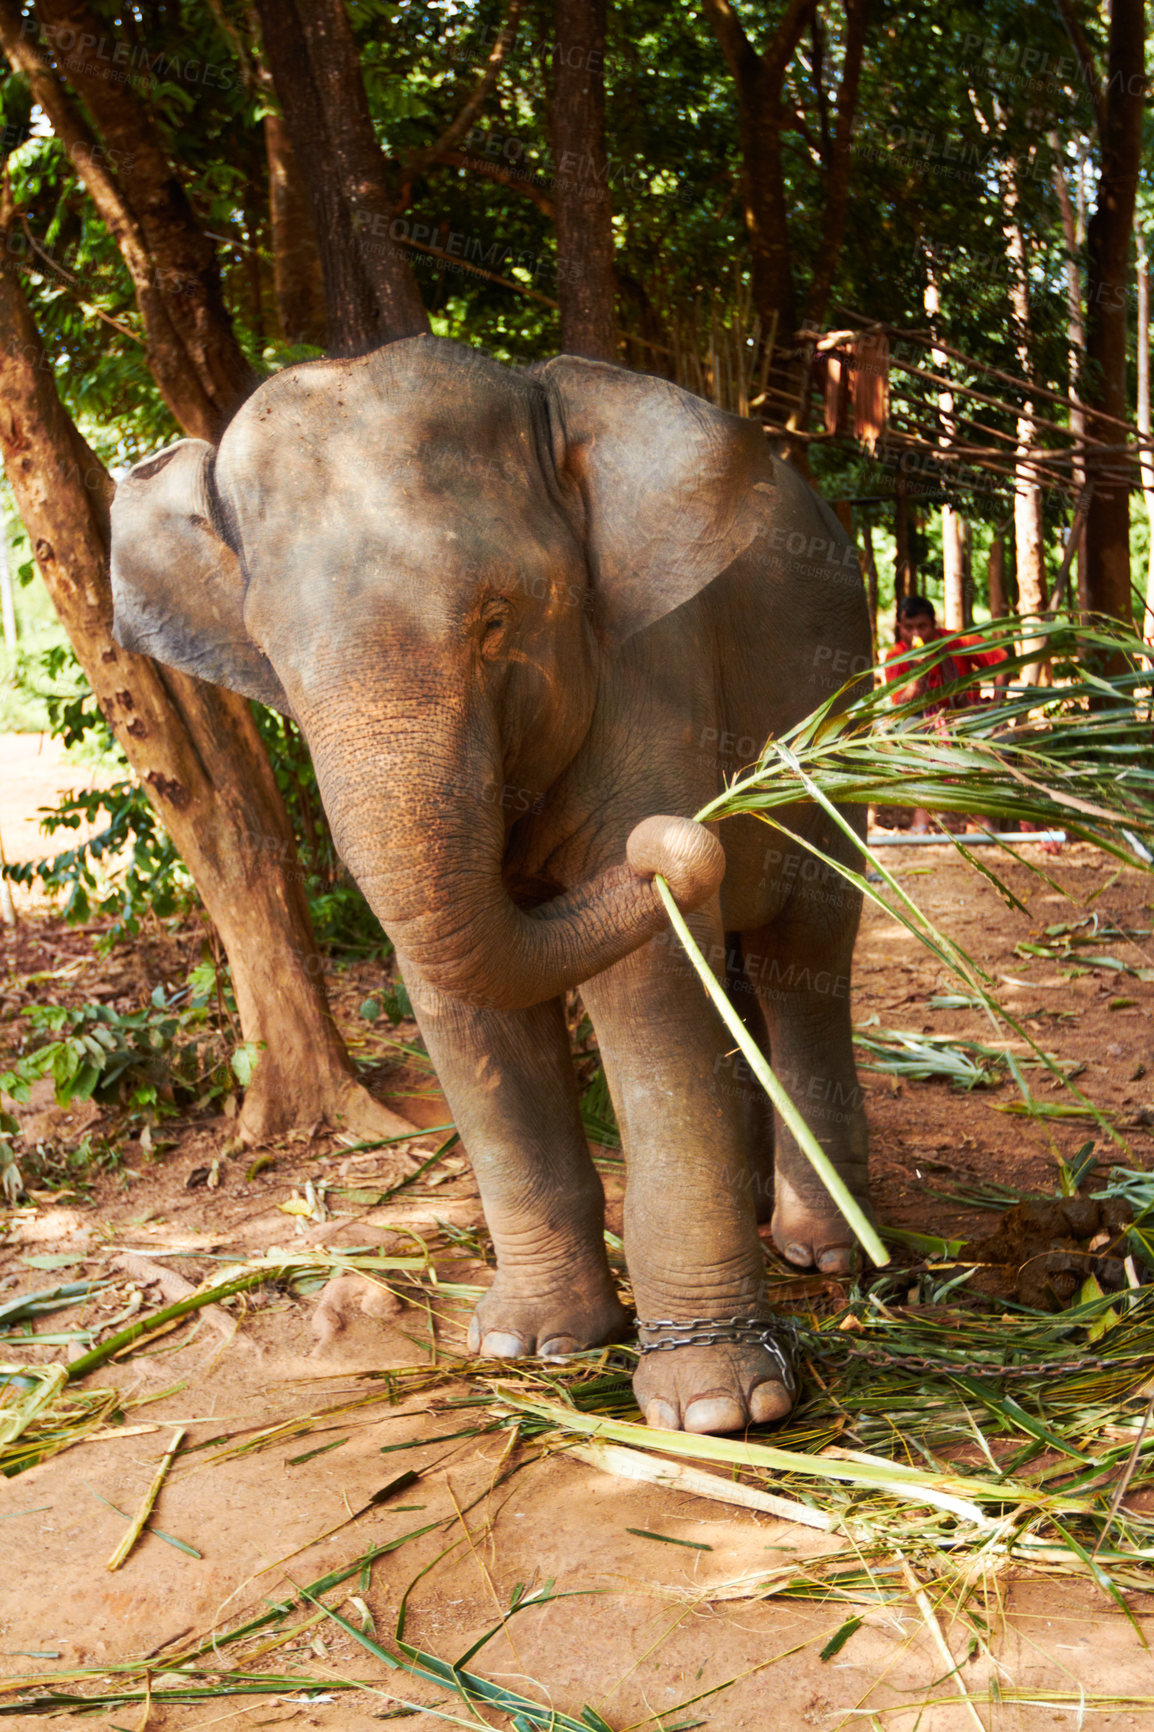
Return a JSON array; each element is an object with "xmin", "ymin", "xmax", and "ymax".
[
  {"xmin": 221, "ymin": 395, "xmax": 554, "ymax": 572},
  {"xmin": 220, "ymin": 349, "xmax": 542, "ymax": 496},
  {"xmin": 232, "ymin": 454, "xmax": 566, "ymax": 596}
]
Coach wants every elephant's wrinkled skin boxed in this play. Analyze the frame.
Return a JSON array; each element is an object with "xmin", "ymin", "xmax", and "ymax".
[{"xmin": 110, "ymin": 336, "xmax": 871, "ymax": 1434}]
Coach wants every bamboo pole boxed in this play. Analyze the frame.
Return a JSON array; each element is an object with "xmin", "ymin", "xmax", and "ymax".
[{"xmin": 106, "ymin": 1426, "xmax": 185, "ymax": 1571}]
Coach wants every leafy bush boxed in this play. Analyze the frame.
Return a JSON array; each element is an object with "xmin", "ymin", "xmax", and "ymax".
[
  {"xmin": 257, "ymin": 710, "xmax": 388, "ymax": 956},
  {"xmin": 358, "ymin": 977, "xmax": 413, "ymax": 1028},
  {"xmin": 0, "ymin": 979, "xmax": 259, "ymax": 1123}
]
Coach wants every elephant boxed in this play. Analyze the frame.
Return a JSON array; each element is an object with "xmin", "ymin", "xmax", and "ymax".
[{"xmin": 110, "ymin": 335, "xmax": 872, "ymax": 1435}]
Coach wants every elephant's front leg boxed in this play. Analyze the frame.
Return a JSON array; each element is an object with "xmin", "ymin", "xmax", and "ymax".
[
  {"xmin": 401, "ymin": 956, "xmax": 627, "ymax": 1358},
  {"xmin": 579, "ymin": 910, "xmax": 794, "ymax": 1434}
]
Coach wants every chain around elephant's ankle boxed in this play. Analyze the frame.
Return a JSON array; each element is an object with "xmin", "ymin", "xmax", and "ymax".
[{"xmin": 634, "ymin": 1315, "xmax": 797, "ymax": 1393}]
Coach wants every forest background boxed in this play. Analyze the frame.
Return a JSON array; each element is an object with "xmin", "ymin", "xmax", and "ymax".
[{"xmin": 0, "ymin": 0, "xmax": 1150, "ymax": 1146}]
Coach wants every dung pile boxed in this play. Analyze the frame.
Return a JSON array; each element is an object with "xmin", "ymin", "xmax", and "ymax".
[{"xmin": 963, "ymin": 1194, "xmax": 1140, "ymax": 1308}]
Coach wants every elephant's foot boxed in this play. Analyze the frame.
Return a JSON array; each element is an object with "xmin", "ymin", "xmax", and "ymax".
[
  {"xmin": 634, "ymin": 1337, "xmax": 794, "ymax": 1434},
  {"xmin": 467, "ymin": 1266, "xmax": 628, "ymax": 1360},
  {"xmin": 770, "ymin": 1168, "xmax": 873, "ymax": 1274}
]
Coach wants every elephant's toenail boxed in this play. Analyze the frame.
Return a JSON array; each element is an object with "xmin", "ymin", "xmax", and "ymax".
[
  {"xmin": 784, "ymin": 1241, "xmax": 812, "ymax": 1268},
  {"xmin": 749, "ymin": 1380, "xmax": 793, "ymax": 1424},
  {"xmin": 644, "ymin": 1399, "xmax": 679, "ymax": 1430},
  {"xmin": 480, "ymin": 1331, "xmax": 529, "ymax": 1359},
  {"xmin": 538, "ymin": 1335, "xmax": 580, "ymax": 1359},
  {"xmin": 684, "ymin": 1396, "xmax": 746, "ymax": 1434},
  {"xmin": 817, "ymin": 1247, "xmax": 852, "ymax": 1273}
]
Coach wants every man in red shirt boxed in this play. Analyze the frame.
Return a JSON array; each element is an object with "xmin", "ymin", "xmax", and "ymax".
[
  {"xmin": 884, "ymin": 594, "xmax": 1009, "ymax": 832},
  {"xmin": 884, "ymin": 594, "xmax": 1008, "ymax": 716}
]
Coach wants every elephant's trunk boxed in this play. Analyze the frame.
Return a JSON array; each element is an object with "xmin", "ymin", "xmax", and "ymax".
[{"xmin": 305, "ymin": 694, "xmax": 724, "ymax": 1012}]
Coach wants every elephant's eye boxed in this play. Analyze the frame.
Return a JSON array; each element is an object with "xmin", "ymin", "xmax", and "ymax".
[{"xmin": 478, "ymin": 598, "xmax": 514, "ymax": 658}]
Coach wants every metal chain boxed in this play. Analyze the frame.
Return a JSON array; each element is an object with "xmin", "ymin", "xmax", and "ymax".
[
  {"xmin": 837, "ymin": 1344, "xmax": 1154, "ymax": 1381},
  {"xmin": 635, "ymin": 1315, "xmax": 798, "ymax": 1394},
  {"xmin": 633, "ymin": 1318, "xmax": 1154, "ymax": 1386}
]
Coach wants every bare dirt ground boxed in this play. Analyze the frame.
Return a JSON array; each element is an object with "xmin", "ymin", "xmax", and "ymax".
[
  {"xmin": 2, "ymin": 752, "xmax": 1154, "ymax": 1728},
  {"xmin": 0, "ymin": 736, "xmax": 117, "ymax": 889}
]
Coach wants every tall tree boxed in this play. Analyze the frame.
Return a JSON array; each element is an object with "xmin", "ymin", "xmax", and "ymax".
[
  {"xmin": 1003, "ymin": 168, "xmax": 1047, "ymax": 627},
  {"xmin": 253, "ymin": 0, "xmax": 428, "ymax": 353},
  {"xmin": 701, "ymin": 0, "xmax": 867, "ymax": 423},
  {"xmin": 924, "ymin": 262, "xmax": 968, "ymax": 630},
  {"xmin": 550, "ymin": 0, "xmax": 617, "ymax": 360},
  {"xmin": 1137, "ymin": 215, "xmax": 1154, "ymax": 639},
  {"xmin": 1053, "ymin": 133, "xmax": 1090, "ymax": 611},
  {"xmin": 1060, "ymin": 0, "xmax": 1146, "ymax": 622},
  {"xmin": 0, "ymin": 194, "xmax": 419, "ymax": 1146},
  {"xmin": 265, "ymin": 111, "xmax": 329, "ymax": 349},
  {"xmin": 0, "ymin": 16, "xmax": 419, "ymax": 1144}
]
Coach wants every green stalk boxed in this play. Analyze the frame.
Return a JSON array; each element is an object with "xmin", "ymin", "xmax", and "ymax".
[
  {"xmin": 503, "ymin": 1394, "xmax": 1090, "ymax": 1518},
  {"xmin": 64, "ymin": 1268, "xmax": 287, "ymax": 1382},
  {"xmin": 653, "ymin": 876, "xmax": 889, "ymax": 1267}
]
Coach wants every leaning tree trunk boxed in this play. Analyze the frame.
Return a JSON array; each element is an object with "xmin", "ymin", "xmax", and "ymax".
[
  {"xmin": 550, "ymin": 0, "xmax": 617, "ymax": 361},
  {"xmin": 0, "ymin": 0, "xmax": 256, "ymax": 438},
  {"xmin": 0, "ymin": 224, "xmax": 419, "ymax": 1148},
  {"xmin": 30, "ymin": 0, "xmax": 257, "ymax": 418}
]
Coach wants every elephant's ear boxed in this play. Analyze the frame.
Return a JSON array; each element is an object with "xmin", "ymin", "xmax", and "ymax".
[
  {"xmin": 110, "ymin": 439, "xmax": 291, "ymax": 715},
  {"xmin": 537, "ymin": 357, "xmax": 772, "ymax": 646}
]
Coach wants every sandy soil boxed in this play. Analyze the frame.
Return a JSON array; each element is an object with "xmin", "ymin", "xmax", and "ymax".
[
  {"xmin": 0, "ymin": 734, "xmax": 118, "ymax": 909},
  {"xmin": 2, "ymin": 745, "xmax": 1154, "ymax": 1729}
]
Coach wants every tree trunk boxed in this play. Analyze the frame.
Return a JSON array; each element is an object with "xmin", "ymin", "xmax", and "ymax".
[
  {"xmin": 2, "ymin": 0, "xmax": 258, "ymax": 433},
  {"xmin": 924, "ymin": 265, "xmax": 966, "ymax": 631},
  {"xmin": 702, "ymin": 0, "xmax": 816, "ymax": 423},
  {"xmin": 942, "ymin": 508, "xmax": 967, "ymax": 630},
  {"xmin": 1052, "ymin": 132, "xmax": 1089, "ymax": 612},
  {"xmin": 1137, "ymin": 218, "xmax": 1154, "ymax": 643},
  {"xmin": 1003, "ymin": 181, "xmax": 1047, "ymax": 662},
  {"xmin": 0, "ymin": 4, "xmax": 208, "ymax": 436},
  {"xmin": 988, "ymin": 532, "xmax": 1007, "ymax": 618},
  {"xmin": 894, "ymin": 478, "xmax": 914, "ymax": 601},
  {"xmin": 0, "ymin": 219, "xmax": 418, "ymax": 1149},
  {"xmin": 265, "ymin": 112, "xmax": 329, "ymax": 348},
  {"xmin": 803, "ymin": 0, "xmax": 867, "ymax": 331},
  {"xmin": 550, "ymin": 0, "xmax": 617, "ymax": 361},
  {"xmin": 254, "ymin": 0, "xmax": 429, "ymax": 353},
  {"xmin": 1083, "ymin": 0, "xmax": 1144, "ymax": 623},
  {"xmin": 859, "ymin": 515, "xmax": 879, "ymax": 662},
  {"xmin": 703, "ymin": 0, "xmax": 866, "ymax": 446}
]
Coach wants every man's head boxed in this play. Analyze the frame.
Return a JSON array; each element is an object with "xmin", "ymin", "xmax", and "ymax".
[{"xmin": 896, "ymin": 594, "xmax": 936, "ymax": 648}]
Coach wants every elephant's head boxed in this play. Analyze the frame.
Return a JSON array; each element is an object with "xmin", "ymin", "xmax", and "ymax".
[{"xmin": 111, "ymin": 337, "xmax": 771, "ymax": 1009}]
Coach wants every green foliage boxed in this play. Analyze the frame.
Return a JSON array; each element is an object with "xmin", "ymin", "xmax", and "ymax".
[
  {"xmin": 253, "ymin": 709, "xmax": 389, "ymax": 956},
  {"xmin": 358, "ymin": 975, "xmax": 413, "ymax": 1027},
  {"xmin": 0, "ymin": 981, "xmax": 256, "ymax": 1124}
]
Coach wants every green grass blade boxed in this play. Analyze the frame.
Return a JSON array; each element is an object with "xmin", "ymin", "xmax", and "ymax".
[{"xmin": 653, "ymin": 875, "xmax": 888, "ymax": 1266}]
